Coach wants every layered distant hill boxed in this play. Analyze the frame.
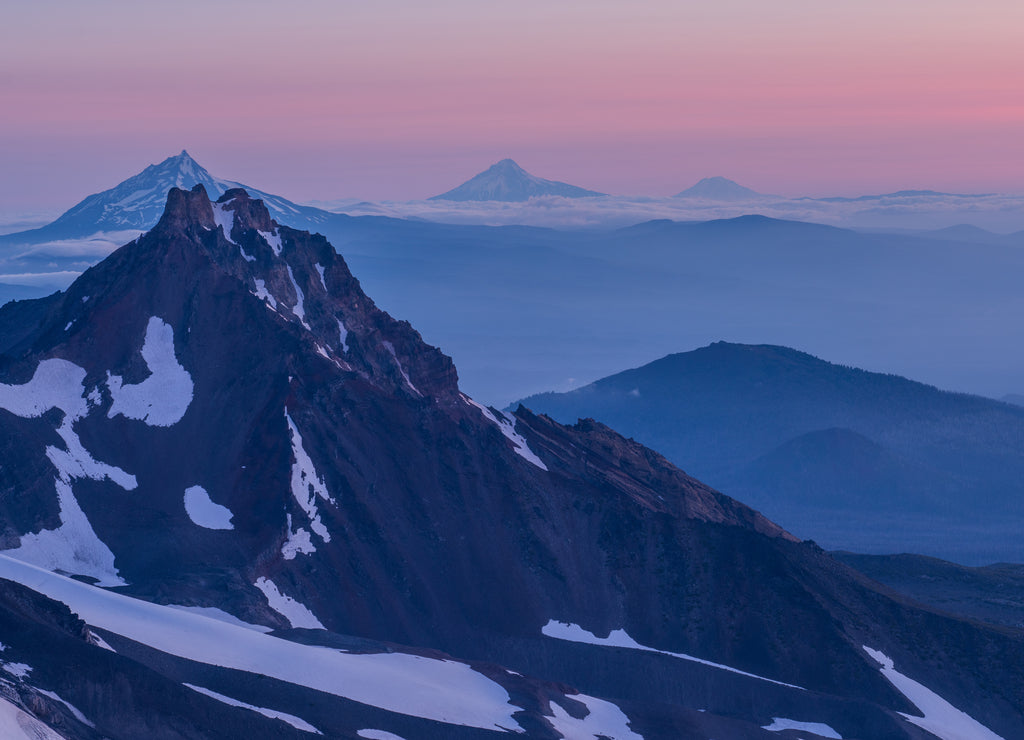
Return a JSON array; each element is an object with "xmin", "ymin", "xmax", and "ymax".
[
  {"xmin": 517, "ymin": 342, "xmax": 1024, "ymax": 563},
  {"xmin": 429, "ymin": 158, "xmax": 605, "ymax": 201},
  {"xmin": 1, "ymin": 186, "xmax": 1021, "ymax": 739}
]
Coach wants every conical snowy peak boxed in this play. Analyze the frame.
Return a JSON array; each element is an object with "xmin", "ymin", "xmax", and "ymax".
[
  {"xmin": 675, "ymin": 176, "xmax": 763, "ymax": 200},
  {"xmin": 430, "ymin": 159, "xmax": 605, "ymax": 201},
  {"xmin": 1, "ymin": 152, "xmax": 329, "ymax": 246}
]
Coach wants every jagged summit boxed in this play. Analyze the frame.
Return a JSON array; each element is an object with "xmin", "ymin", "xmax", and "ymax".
[
  {"xmin": 429, "ymin": 158, "xmax": 605, "ymax": 201},
  {"xmin": 675, "ymin": 176, "xmax": 763, "ymax": 200}
]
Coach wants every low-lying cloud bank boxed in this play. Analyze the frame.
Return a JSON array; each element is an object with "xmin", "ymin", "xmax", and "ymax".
[{"xmin": 317, "ymin": 192, "xmax": 1024, "ymax": 233}]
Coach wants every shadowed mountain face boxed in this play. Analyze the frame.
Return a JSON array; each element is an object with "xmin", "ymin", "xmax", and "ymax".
[
  {"xmin": 430, "ymin": 158, "xmax": 605, "ymax": 201},
  {"xmin": 516, "ymin": 342, "xmax": 1024, "ymax": 564},
  {"xmin": 0, "ymin": 187, "xmax": 1022, "ymax": 739}
]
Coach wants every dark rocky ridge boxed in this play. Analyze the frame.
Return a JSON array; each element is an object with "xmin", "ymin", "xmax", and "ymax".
[{"xmin": 0, "ymin": 187, "xmax": 1021, "ymax": 738}]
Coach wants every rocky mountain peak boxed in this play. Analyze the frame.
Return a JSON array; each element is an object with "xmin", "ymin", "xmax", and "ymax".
[{"xmin": 151, "ymin": 183, "xmax": 216, "ymax": 236}]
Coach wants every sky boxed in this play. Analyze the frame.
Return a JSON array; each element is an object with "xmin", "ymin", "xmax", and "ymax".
[{"xmin": 2, "ymin": 0, "xmax": 1023, "ymax": 210}]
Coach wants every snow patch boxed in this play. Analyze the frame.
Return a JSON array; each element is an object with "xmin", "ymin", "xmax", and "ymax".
[
  {"xmin": 383, "ymin": 341, "xmax": 420, "ymax": 396},
  {"xmin": 107, "ymin": 316, "xmax": 194, "ymax": 427},
  {"xmin": 254, "ymin": 577, "xmax": 324, "ymax": 629},
  {"xmin": 337, "ymin": 318, "xmax": 349, "ymax": 354},
  {"xmin": 0, "ymin": 556, "xmax": 526, "ymax": 733},
  {"xmin": 315, "ymin": 263, "xmax": 327, "ymax": 291},
  {"xmin": 260, "ymin": 229, "xmax": 283, "ymax": 256},
  {"xmin": 35, "ymin": 688, "xmax": 95, "ymax": 728},
  {"xmin": 167, "ymin": 605, "xmax": 272, "ymax": 632},
  {"xmin": 282, "ymin": 514, "xmax": 316, "ymax": 560},
  {"xmin": 253, "ymin": 279, "xmax": 278, "ymax": 309},
  {"xmin": 286, "ymin": 412, "xmax": 333, "ymax": 543},
  {"xmin": 863, "ymin": 647, "xmax": 1003, "ymax": 740},
  {"xmin": 358, "ymin": 731, "xmax": 408, "ymax": 740},
  {"xmin": 286, "ymin": 265, "xmax": 311, "ymax": 329},
  {"xmin": 543, "ymin": 620, "xmax": 802, "ymax": 689},
  {"xmin": 464, "ymin": 396, "xmax": 548, "ymax": 471},
  {"xmin": 0, "ymin": 696, "xmax": 64, "ymax": 740},
  {"xmin": 762, "ymin": 718, "xmax": 841, "ymax": 737},
  {"xmin": 239, "ymin": 244, "xmax": 256, "ymax": 262},
  {"xmin": 64, "ymin": 321, "xmax": 73, "ymax": 332},
  {"xmin": 183, "ymin": 486, "xmax": 234, "ymax": 530},
  {"xmin": 549, "ymin": 693, "xmax": 643, "ymax": 740},
  {"xmin": 1, "ymin": 662, "xmax": 31, "ymax": 679},
  {"xmin": 212, "ymin": 202, "xmax": 237, "ymax": 244},
  {"xmin": 185, "ymin": 683, "xmax": 321, "ymax": 734},
  {"xmin": 0, "ymin": 358, "xmax": 134, "ymax": 585}
]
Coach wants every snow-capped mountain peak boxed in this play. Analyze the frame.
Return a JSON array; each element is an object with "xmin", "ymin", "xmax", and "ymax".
[
  {"xmin": 4, "ymin": 151, "xmax": 329, "ymax": 245},
  {"xmin": 430, "ymin": 158, "xmax": 605, "ymax": 201}
]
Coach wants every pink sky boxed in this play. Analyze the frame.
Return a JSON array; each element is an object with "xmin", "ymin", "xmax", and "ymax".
[{"xmin": 2, "ymin": 0, "xmax": 1022, "ymax": 209}]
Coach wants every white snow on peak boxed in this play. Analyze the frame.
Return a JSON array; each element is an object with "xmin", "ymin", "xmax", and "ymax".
[
  {"xmin": 315, "ymin": 263, "xmax": 327, "ymax": 291},
  {"xmin": 358, "ymin": 731, "xmax": 408, "ymax": 740},
  {"xmin": 286, "ymin": 265, "xmax": 311, "ymax": 330},
  {"xmin": 253, "ymin": 279, "xmax": 278, "ymax": 309},
  {"xmin": 286, "ymin": 412, "xmax": 333, "ymax": 543},
  {"xmin": 549, "ymin": 694, "xmax": 643, "ymax": 740},
  {"xmin": 183, "ymin": 485, "xmax": 235, "ymax": 530},
  {"xmin": 0, "ymin": 358, "xmax": 135, "ymax": 586},
  {"xmin": 0, "ymin": 695, "xmax": 64, "ymax": 740},
  {"xmin": 281, "ymin": 513, "xmax": 316, "ymax": 560},
  {"xmin": 762, "ymin": 718, "xmax": 841, "ymax": 738},
  {"xmin": 259, "ymin": 229, "xmax": 283, "ymax": 256},
  {"xmin": 254, "ymin": 577, "xmax": 325, "ymax": 630},
  {"xmin": 382, "ymin": 341, "xmax": 421, "ymax": 396},
  {"xmin": 542, "ymin": 620, "xmax": 803, "ymax": 690},
  {"xmin": 166, "ymin": 605, "xmax": 271, "ymax": 632},
  {"xmin": 464, "ymin": 396, "xmax": 548, "ymax": 471},
  {"xmin": 185, "ymin": 683, "xmax": 322, "ymax": 734},
  {"xmin": 35, "ymin": 688, "xmax": 95, "ymax": 728},
  {"xmin": 337, "ymin": 318, "xmax": 349, "ymax": 354},
  {"xmin": 0, "ymin": 555, "xmax": 526, "ymax": 734},
  {"xmin": 863, "ymin": 647, "xmax": 1003, "ymax": 740},
  {"xmin": 107, "ymin": 316, "xmax": 194, "ymax": 427},
  {"xmin": 211, "ymin": 201, "xmax": 237, "ymax": 245}
]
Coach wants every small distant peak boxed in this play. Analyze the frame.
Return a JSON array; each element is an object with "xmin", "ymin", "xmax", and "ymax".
[{"xmin": 179, "ymin": 149, "xmax": 191, "ymax": 159}]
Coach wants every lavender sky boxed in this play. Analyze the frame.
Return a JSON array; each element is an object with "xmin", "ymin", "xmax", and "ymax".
[{"xmin": 2, "ymin": 0, "xmax": 1022, "ymax": 210}]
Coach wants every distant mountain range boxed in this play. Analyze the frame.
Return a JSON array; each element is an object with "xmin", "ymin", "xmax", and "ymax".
[
  {"xmin": 516, "ymin": 342, "xmax": 1024, "ymax": 564},
  {"xmin": 675, "ymin": 176, "xmax": 764, "ymax": 200},
  {"xmin": 429, "ymin": 158, "xmax": 605, "ymax": 201},
  {"xmin": 4, "ymin": 153, "xmax": 1024, "ymax": 411}
]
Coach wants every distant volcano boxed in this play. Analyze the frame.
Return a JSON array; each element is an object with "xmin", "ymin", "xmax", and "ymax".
[
  {"xmin": 675, "ymin": 176, "xmax": 763, "ymax": 200},
  {"xmin": 430, "ymin": 158, "xmax": 605, "ymax": 201}
]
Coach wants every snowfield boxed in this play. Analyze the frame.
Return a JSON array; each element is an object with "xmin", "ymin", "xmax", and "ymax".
[
  {"xmin": 542, "ymin": 620, "xmax": 802, "ymax": 689},
  {"xmin": 0, "ymin": 555, "xmax": 526, "ymax": 733},
  {"xmin": 863, "ymin": 647, "xmax": 1003, "ymax": 740}
]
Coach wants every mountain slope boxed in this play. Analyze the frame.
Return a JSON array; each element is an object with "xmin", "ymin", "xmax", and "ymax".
[
  {"xmin": 0, "ymin": 188, "xmax": 1021, "ymax": 738},
  {"xmin": 516, "ymin": 342, "xmax": 1024, "ymax": 563},
  {"xmin": 430, "ymin": 159, "xmax": 605, "ymax": 201},
  {"xmin": 675, "ymin": 176, "xmax": 763, "ymax": 200}
]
